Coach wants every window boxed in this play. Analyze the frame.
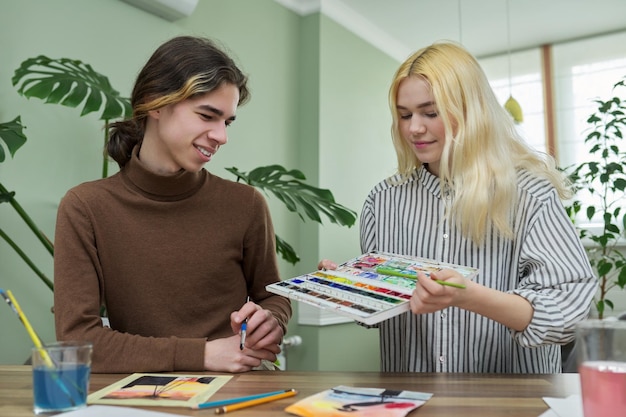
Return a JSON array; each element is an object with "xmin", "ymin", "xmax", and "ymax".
[
  {"xmin": 479, "ymin": 30, "xmax": 626, "ymax": 229},
  {"xmin": 480, "ymin": 49, "xmax": 545, "ymax": 154},
  {"xmin": 553, "ymin": 31, "xmax": 626, "ymax": 171}
]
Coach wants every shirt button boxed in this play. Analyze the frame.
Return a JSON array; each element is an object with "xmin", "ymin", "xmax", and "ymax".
[
  {"xmin": 441, "ymin": 312, "xmax": 447, "ymax": 319},
  {"xmin": 443, "ymin": 233, "xmax": 449, "ymax": 239},
  {"xmin": 439, "ymin": 356, "xmax": 445, "ymax": 363}
]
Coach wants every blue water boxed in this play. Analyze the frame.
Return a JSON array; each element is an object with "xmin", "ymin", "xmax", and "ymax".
[{"xmin": 33, "ymin": 364, "xmax": 90, "ymax": 414}]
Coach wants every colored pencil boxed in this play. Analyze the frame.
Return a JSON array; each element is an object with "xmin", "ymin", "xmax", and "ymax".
[
  {"xmin": 375, "ymin": 267, "xmax": 467, "ymax": 289},
  {"xmin": 191, "ymin": 389, "xmax": 293, "ymax": 410},
  {"xmin": 214, "ymin": 388, "xmax": 297, "ymax": 414}
]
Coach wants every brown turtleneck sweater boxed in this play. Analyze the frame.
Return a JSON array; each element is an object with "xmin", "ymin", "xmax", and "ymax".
[{"xmin": 53, "ymin": 151, "xmax": 291, "ymax": 373}]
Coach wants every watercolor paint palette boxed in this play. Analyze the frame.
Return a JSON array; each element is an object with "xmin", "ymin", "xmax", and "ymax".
[{"xmin": 266, "ymin": 251, "xmax": 479, "ymax": 325}]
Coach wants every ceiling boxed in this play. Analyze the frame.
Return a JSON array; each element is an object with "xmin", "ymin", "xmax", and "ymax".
[{"xmin": 274, "ymin": 0, "xmax": 626, "ymax": 61}]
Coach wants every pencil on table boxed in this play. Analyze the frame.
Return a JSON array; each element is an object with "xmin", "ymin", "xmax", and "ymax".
[
  {"xmin": 214, "ymin": 388, "xmax": 298, "ymax": 414},
  {"xmin": 191, "ymin": 389, "xmax": 294, "ymax": 410}
]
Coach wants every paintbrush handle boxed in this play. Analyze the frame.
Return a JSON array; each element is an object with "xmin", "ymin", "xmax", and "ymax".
[
  {"xmin": 375, "ymin": 267, "xmax": 466, "ymax": 289},
  {"xmin": 1, "ymin": 290, "xmax": 53, "ymax": 366}
]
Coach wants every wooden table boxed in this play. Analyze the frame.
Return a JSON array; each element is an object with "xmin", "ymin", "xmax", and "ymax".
[{"xmin": 0, "ymin": 365, "xmax": 580, "ymax": 416}]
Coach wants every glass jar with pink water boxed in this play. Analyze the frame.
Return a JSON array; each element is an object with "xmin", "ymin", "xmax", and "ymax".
[{"xmin": 576, "ymin": 319, "xmax": 626, "ymax": 417}]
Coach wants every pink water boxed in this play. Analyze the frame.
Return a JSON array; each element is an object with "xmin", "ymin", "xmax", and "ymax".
[{"xmin": 579, "ymin": 361, "xmax": 626, "ymax": 417}]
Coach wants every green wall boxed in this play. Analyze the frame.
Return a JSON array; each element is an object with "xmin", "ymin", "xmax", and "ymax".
[{"xmin": 0, "ymin": 0, "xmax": 399, "ymax": 370}]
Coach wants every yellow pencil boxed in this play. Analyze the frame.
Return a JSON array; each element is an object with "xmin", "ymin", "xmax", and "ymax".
[
  {"xmin": 1, "ymin": 289, "xmax": 78, "ymax": 406},
  {"xmin": 0, "ymin": 289, "xmax": 53, "ymax": 367},
  {"xmin": 214, "ymin": 388, "xmax": 297, "ymax": 414}
]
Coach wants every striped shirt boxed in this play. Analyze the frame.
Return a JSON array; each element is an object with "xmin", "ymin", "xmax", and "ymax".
[{"xmin": 360, "ymin": 166, "xmax": 597, "ymax": 373}]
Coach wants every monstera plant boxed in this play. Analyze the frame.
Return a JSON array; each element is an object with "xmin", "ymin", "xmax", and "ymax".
[
  {"xmin": 0, "ymin": 56, "xmax": 132, "ymax": 291},
  {"xmin": 0, "ymin": 55, "xmax": 356, "ymax": 291}
]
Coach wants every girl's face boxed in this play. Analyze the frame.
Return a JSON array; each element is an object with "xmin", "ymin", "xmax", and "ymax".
[
  {"xmin": 142, "ymin": 82, "xmax": 239, "ymax": 174},
  {"xmin": 396, "ymin": 76, "xmax": 447, "ymax": 176}
]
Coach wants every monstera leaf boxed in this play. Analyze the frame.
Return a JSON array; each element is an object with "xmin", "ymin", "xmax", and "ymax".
[
  {"xmin": 275, "ymin": 234, "xmax": 300, "ymax": 265},
  {"xmin": 226, "ymin": 165, "xmax": 357, "ymax": 226},
  {"xmin": 0, "ymin": 116, "xmax": 27, "ymax": 163},
  {"xmin": 12, "ymin": 55, "xmax": 131, "ymax": 121},
  {"xmin": 226, "ymin": 165, "xmax": 358, "ymax": 265}
]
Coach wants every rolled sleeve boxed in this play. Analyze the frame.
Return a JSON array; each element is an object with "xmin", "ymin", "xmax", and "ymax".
[{"xmin": 509, "ymin": 191, "xmax": 598, "ymax": 347}]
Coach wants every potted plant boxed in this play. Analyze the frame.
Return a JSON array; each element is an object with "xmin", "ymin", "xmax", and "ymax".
[
  {"xmin": 564, "ymin": 76, "xmax": 626, "ymax": 320},
  {"xmin": 0, "ymin": 55, "xmax": 357, "ymax": 291}
]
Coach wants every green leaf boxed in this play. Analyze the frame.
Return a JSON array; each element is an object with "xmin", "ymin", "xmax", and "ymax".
[
  {"xmin": 597, "ymin": 261, "xmax": 612, "ymax": 277},
  {"xmin": 618, "ymin": 267, "xmax": 626, "ymax": 288},
  {"xmin": 225, "ymin": 165, "xmax": 357, "ymax": 227},
  {"xmin": 606, "ymin": 223, "xmax": 620, "ymax": 234},
  {"xmin": 61, "ymin": 82, "xmax": 88, "ymax": 107},
  {"xmin": 0, "ymin": 116, "xmax": 28, "ymax": 163},
  {"xmin": 615, "ymin": 178, "xmax": 626, "ymax": 191},
  {"xmin": 81, "ymin": 85, "xmax": 103, "ymax": 117},
  {"xmin": 12, "ymin": 55, "xmax": 131, "ymax": 121},
  {"xmin": 225, "ymin": 165, "xmax": 357, "ymax": 265},
  {"xmin": 275, "ymin": 234, "xmax": 300, "ymax": 265},
  {"xmin": 293, "ymin": 194, "xmax": 323, "ymax": 223},
  {"xmin": 606, "ymin": 159, "xmax": 618, "ymax": 172},
  {"xmin": 587, "ymin": 114, "xmax": 601, "ymax": 124},
  {"xmin": 598, "ymin": 102, "xmax": 608, "ymax": 113},
  {"xmin": 588, "ymin": 143, "xmax": 601, "ymax": 153},
  {"xmin": 599, "ymin": 172, "xmax": 609, "ymax": 183}
]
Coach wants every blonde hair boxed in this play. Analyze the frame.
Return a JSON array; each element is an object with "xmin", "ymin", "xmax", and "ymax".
[{"xmin": 388, "ymin": 41, "xmax": 571, "ymax": 243}]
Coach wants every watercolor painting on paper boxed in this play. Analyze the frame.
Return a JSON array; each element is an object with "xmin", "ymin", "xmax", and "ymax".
[
  {"xmin": 285, "ymin": 385, "xmax": 432, "ymax": 417},
  {"xmin": 88, "ymin": 373, "xmax": 232, "ymax": 407}
]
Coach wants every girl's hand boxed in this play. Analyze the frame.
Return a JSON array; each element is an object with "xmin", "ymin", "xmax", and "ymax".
[
  {"xmin": 317, "ymin": 259, "xmax": 338, "ymax": 270},
  {"xmin": 409, "ymin": 269, "xmax": 467, "ymax": 314}
]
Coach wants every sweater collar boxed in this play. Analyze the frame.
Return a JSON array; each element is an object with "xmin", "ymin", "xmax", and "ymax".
[{"xmin": 121, "ymin": 146, "xmax": 207, "ymax": 200}]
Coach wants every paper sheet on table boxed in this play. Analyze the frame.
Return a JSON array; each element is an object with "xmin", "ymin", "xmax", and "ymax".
[
  {"xmin": 57, "ymin": 405, "xmax": 185, "ymax": 416},
  {"xmin": 539, "ymin": 394, "xmax": 583, "ymax": 417}
]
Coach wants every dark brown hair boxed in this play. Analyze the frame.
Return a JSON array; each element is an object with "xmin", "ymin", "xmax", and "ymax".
[{"xmin": 107, "ymin": 36, "xmax": 250, "ymax": 167}]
